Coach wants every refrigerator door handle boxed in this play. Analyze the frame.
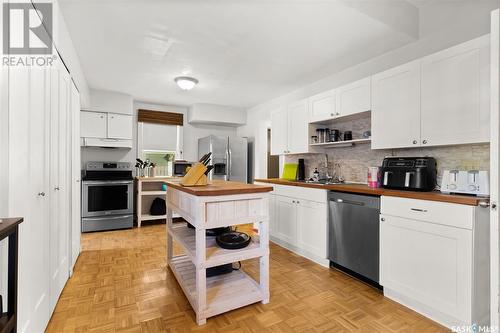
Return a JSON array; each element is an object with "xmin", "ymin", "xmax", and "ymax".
[{"xmin": 227, "ymin": 148, "xmax": 231, "ymax": 181}]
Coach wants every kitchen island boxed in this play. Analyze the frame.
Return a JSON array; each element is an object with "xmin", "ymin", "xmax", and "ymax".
[{"xmin": 164, "ymin": 179, "xmax": 273, "ymax": 325}]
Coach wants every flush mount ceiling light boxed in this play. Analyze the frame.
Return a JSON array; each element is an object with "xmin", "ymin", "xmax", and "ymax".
[{"xmin": 174, "ymin": 76, "xmax": 199, "ymax": 90}]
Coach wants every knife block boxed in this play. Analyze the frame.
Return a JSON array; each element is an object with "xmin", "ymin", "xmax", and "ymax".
[{"xmin": 180, "ymin": 162, "xmax": 208, "ymax": 186}]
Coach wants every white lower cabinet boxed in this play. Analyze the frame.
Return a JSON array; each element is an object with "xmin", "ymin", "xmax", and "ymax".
[
  {"xmin": 296, "ymin": 199, "xmax": 327, "ymax": 259},
  {"xmin": 275, "ymin": 195, "xmax": 297, "ymax": 245},
  {"xmin": 380, "ymin": 196, "xmax": 490, "ymax": 329},
  {"xmin": 261, "ymin": 184, "xmax": 328, "ymax": 267}
]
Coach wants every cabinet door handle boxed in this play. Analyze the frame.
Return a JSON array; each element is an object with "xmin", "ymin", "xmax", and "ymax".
[
  {"xmin": 38, "ymin": 192, "xmax": 46, "ymax": 197},
  {"xmin": 330, "ymin": 113, "xmax": 334, "ymax": 116},
  {"xmin": 410, "ymin": 208, "xmax": 427, "ymax": 212},
  {"xmin": 100, "ymin": 115, "xmax": 104, "ymax": 119},
  {"xmin": 412, "ymin": 140, "xmax": 417, "ymax": 144},
  {"xmin": 54, "ymin": 186, "xmax": 60, "ymax": 191},
  {"xmin": 380, "ymin": 217, "xmax": 385, "ymax": 222},
  {"xmin": 292, "ymin": 200, "xmax": 295, "ymax": 203},
  {"xmin": 296, "ymin": 201, "xmax": 300, "ymax": 204},
  {"xmin": 422, "ymin": 140, "xmax": 428, "ymax": 144}
]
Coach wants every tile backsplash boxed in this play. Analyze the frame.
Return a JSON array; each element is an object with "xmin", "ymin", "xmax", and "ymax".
[
  {"xmin": 285, "ymin": 114, "xmax": 489, "ymax": 184},
  {"xmin": 284, "ymin": 143, "xmax": 490, "ymax": 184}
]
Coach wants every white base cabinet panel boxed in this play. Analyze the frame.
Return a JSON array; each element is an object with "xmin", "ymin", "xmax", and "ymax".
[
  {"xmin": 380, "ymin": 196, "xmax": 490, "ymax": 329},
  {"xmin": 257, "ymin": 183, "xmax": 329, "ymax": 267},
  {"xmin": 296, "ymin": 199, "xmax": 327, "ymax": 259}
]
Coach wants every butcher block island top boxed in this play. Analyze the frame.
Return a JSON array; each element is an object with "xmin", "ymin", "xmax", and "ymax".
[
  {"xmin": 164, "ymin": 179, "xmax": 273, "ymax": 196},
  {"xmin": 165, "ymin": 180, "xmax": 270, "ymax": 325},
  {"xmin": 254, "ymin": 178, "xmax": 488, "ymax": 206}
]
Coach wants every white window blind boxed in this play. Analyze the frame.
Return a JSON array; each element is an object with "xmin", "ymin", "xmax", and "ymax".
[{"xmin": 141, "ymin": 122, "xmax": 178, "ymax": 151}]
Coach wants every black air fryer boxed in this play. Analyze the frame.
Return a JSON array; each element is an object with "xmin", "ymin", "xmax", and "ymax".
[{"xmin": 381, "ymin": 157, "xmax": 437, "ymax": 191}]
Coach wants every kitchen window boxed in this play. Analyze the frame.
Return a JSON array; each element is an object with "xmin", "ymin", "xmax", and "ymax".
[{"xmin": 141, "ymin": 150, "xmax": 176, "ymax": 176}]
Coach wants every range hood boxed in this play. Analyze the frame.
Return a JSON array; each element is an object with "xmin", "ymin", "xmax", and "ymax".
[{"xmin": 81, "ymin": 137, "xmax": 132, "ymax": 149}]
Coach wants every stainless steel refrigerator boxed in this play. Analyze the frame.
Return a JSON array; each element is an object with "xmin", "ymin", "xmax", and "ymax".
[{"xmin": 198, "ymin": 135, "xmax": 248, "ymax": 183}]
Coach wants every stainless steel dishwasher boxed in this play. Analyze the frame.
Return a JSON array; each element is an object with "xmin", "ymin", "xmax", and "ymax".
[{"xmin": 328, "ymin": 191, "xmax": 381, "ymax": 288}]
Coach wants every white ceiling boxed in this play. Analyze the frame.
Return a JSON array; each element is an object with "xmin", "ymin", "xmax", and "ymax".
[{"xmin": 59, "ymin": 0, "xmax": 418, "ymax": 108}]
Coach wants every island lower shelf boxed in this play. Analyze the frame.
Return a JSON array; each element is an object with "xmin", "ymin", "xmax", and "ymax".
[
  {"xmin": 169, "ymin": 255, "xmax": 264, "ymax": 318},
  {"xmin": 168, "ymin": 223, "xmax": 267, "ymax": 268}
]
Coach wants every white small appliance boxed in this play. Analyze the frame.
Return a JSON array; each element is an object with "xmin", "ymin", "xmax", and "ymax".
[{"xmin": 440, "ymin": 170, "xmax": 489, "ymax": 197}]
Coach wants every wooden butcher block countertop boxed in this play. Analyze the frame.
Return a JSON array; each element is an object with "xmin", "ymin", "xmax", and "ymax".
[
  {"xmin": 254, "ymin": 178, "xmax": 489, "ymax": 206},
  {"xmin": 164, "ymin": 179, "xmax": 273, "ymax": 196}
]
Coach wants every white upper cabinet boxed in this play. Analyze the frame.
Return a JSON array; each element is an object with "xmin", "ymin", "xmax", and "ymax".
[
  {"xmin": 80, "ymin": 110, "xmax": 133, "ymax": 147},
  {"xmin": 270, "ymin": 106, "xmax": 288, "ymax": 155},
  {"xmin": 107, "ymin": 113, "xmax": 132, "ymax": 139},
  {"xmin": 271, "ymin": 99, "xmax": 309, "ymax": 155},
  {"xmin": 308, "ymin": 89, "xmax": 336, "ymax": 122},
  {"xmin": 420, "ymin": 35, "xmax": 490, "ymax": 147},
  {"xmin": 80, "ymin": 111, "xmax": 107, "ymax": 138},
  {"xmin": 287, "ymin": 99, "xmax": 309, "ymax": 154},
  {"xmin": 371, "ymin": 61, "xmax": 421, "ymax": 149},
  {"xmin": 336, "ymin": 77, "xmax": 371, "ymax": 117}
]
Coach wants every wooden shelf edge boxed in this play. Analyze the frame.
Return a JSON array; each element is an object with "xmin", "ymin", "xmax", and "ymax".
[
  {"xmin": 309, "ymin": 138, "xmax": 371, "ymax": 148},
  {"xmin": 141, "ymin": 191, "xmax": 167, "ymax": 196},
  {"xmin": 140, "ymin": 214, "xmax": 167, "ymax": 221}
]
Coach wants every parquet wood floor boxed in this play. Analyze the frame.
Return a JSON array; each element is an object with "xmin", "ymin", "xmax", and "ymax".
[{"xmin": 46, "ymin": 223, "xmax": 448, "ymax": 332}]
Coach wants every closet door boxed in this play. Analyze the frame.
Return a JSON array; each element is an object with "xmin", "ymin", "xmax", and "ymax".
[
  {"xmin": 9, "ymin": 65, "xmax": 33, "ymax": 333},
  {"xmin": 27, "ymin": 66, "xmax": 50, "ymax": 332},
  {"xmin": 70, "ymin": 81, "xmax": 81, "ymax": 272},
  {"xmin": 49, "ymin": 59, "xmax": 70, "ymax": 311},
  {"xmin": 59, "ymin": 61, "xmax": 71, "ymax": 287}
]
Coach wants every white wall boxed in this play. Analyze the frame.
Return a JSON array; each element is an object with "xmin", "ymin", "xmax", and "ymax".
[
  {"xmin": 134, "ymin": 102, "xmax": 238, "ymax": 162},
  {"xmin": 238, "ymin": 0, "xmax": 500, "ymax": 179},
  {"xmin": 81, "ymin": 101, "xmax": 238, "ymax": 169},
  {"xmin": 188, "ymin": 103, "xmax": 246, "ymax": 126},
  {"xmin": 85, "ymin": 89, "xmax": 133, "ymax": 114}
]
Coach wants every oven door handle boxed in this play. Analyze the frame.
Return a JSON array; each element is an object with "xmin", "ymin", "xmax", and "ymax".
[
  {"xmin": 83, "ymin": 180, "xmax": 133, "ymax": 185},
  {"xmin": 82, "ymin": 215, "xmax": 133, "ymax": 221}
]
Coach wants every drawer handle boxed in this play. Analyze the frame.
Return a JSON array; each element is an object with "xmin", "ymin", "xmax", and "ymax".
[{"xmin": 410, "ymin": 208, "xmax": 427, "ymax": 212}]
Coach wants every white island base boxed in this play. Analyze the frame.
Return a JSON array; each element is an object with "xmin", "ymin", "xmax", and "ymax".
[{"xmin": 164, "ymin": 180, "xmax": 272, "ymax": 325}]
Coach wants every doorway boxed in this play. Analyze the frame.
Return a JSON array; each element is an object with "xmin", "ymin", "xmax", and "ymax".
[{"xmin": 267, "ymin": 128, "xmax": 279, "ymax": 178}]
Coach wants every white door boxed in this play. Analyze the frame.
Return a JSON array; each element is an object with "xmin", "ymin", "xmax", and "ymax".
[
  {"xmin": 274, "ymin": 195, "xmax": 297, "ymax": 245},
  {"xmin": 296, "ymin": 200, "xmax": 327, "ymax": 258},
  {"xmin": 80, "ymin": 111, "xmax": 107, "ymax": 138},
  {"xmin": 59, "ymin": 62, "xmax": 71, "ymax": 291},
  {"xmin": 48, "ymin": 62, "xmax": 60, "ymax": 312},
  {"xmin": 336, "ymin": 77, "xmax": 371, "ymax": 117},
  {"xmin": 490, "ymin": 8, "xmax": 500, "ymax": 328},
  {"xmin": 287, "ymin": 99, "xmax": 309, "ymax": 154},
  {"xmin": 107, "ymin": 113, "xmax": 132, "ymax": 139},
  {"xmin": 371, "ymin": 61, "xmax": 421, "ymax": 149},
  {"xmin": 421, "ymin": 36, "xmax": 490, "ymax": 147},
  {"xmin": 49, "ymin": 60, "xmax": 70, "ymax": 311},
  {"xmin": 380, "ymin": 214, "xmax": 472, "ymax": 323},
  {"xmin": 70, "ymin": 81, "xmax": 81, "ymax": 273},
  {"xmin": 27, "ymin": 66, "xmax": 51, "ymax": 332},
  {"xmin": 270, "ymin": 106, "xmax": 288, "ymax": 155},
  {"xmin": 308, "ymin": 89, "xmax": 336, "ymax": 122}
]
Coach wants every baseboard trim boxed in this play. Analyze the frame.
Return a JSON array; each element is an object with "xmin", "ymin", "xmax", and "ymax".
[{"xmin": 270, "ymin": 236, "xmax": 329, "ymax": 268}]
